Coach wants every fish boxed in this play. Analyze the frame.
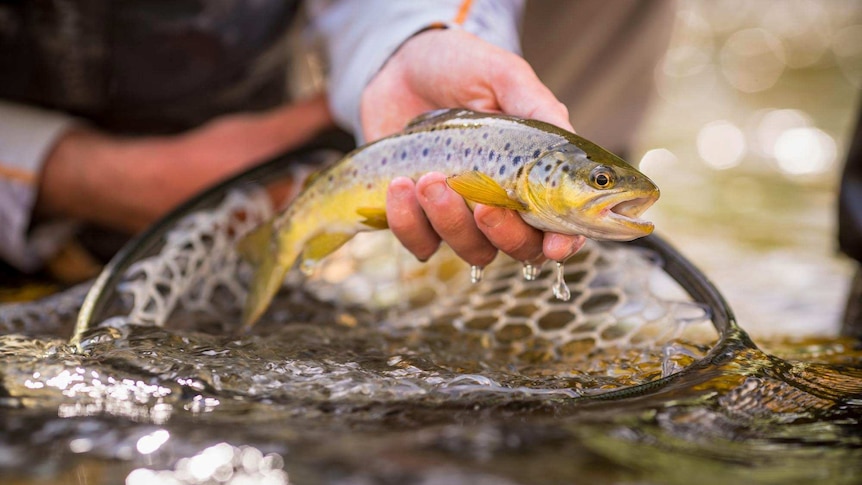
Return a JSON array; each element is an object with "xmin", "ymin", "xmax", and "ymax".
[{"xmin": 238, "ymin": 109, "xmax": 660, "ymax": 327}]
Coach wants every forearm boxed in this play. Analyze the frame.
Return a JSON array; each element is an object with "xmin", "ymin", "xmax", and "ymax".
[
  {"xmin": 36, "ymin": 96, "xmax": 334, "ymax": 234},
  {"xmin": 35, "ymin": 127, "xmax": 156, "ymax": 233}
]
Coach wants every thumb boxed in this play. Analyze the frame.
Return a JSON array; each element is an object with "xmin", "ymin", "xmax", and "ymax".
[{"xmin": 491, "ymin": 55, "xmax": 574, "ymax": 132}]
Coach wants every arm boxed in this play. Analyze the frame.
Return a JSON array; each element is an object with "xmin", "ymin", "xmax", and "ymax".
[
  {"xmin": 36, "ymin": 95, "xmax": 333, "ymax": 234},
  {"xmin": 1, "ymin": 95, "xmax": 332, "ymax": 271}
]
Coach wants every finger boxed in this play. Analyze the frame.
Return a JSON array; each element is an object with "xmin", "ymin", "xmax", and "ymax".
[
  {"xmin": 387, "ymin": 176, "xmax": 441, "ymax": 261},
  {"xmin": 416, "ymin": 172, "xmax": 498, "ymax": 267},
  {"xmin": 474, "ymin": 205, "xmax": 545, "ymax": 264},
  {"xmin": 543, "ymin": 233, "xmax": 587, "ymax": 262}
]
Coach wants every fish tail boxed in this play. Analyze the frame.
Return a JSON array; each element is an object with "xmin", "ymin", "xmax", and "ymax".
[{"xmin": 237, "ymin": 219, "xmax": 299, "ymax": 330}]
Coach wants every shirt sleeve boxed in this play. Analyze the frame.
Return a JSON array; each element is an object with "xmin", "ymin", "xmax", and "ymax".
[
  {"xmin": 0, "ymin": 101, "xmax": 79, "ymax": 272},
  {"xmin": 307, "ymin": 0, "xmax": 525, "ymax": 142}
]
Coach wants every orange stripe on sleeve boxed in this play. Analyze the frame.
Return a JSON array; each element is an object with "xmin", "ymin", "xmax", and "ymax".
[
  {"xmin": 0, "ymin": 163, "xmax": 36, "ymax": 185},
  {"xmin": 453, "ymin": 0, "xmax": 473, "ymax": 25}
]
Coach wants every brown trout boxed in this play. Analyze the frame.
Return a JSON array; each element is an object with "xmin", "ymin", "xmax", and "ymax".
[{"xmin": 238, "ymin": 109, "xmax": 659, "ymax": 326}]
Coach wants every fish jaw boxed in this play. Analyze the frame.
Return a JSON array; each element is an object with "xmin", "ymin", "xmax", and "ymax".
[
  {"xmin": 521, "ymin": 186, "xmax": 659, "ymax": 241},
  {"xmin": 597, "ymin": 189, "xmax": 660, "ymax": 240}
]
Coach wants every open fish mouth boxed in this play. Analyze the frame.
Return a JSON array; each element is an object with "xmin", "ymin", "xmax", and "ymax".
[{"xmin": 607, "ymin": 196, "xmax": 658, "ymax": 227}]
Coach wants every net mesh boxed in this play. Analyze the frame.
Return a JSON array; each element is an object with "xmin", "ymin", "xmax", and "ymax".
[
  {"xmin": 71, "ymin": 181, "xmax": 717, "ymax": 366},
  {"xmin": 115, "ymin": 189, "xmax": 273, "ymax": 329}
]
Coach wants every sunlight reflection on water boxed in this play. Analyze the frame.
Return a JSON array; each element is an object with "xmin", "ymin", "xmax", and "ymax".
[{"xmin": 637, "ymin": 0, "xmax": 861, "ymax": 337}]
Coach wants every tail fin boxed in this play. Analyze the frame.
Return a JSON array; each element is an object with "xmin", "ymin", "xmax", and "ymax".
[{"xmin": 237, "ymin": 220, "xmax": 296, "ymax": 330}]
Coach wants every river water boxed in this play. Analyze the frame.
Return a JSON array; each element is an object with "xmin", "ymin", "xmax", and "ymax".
[{"xmin": 2, "ymin": 236, "xmax": 861, "ymax": 485}]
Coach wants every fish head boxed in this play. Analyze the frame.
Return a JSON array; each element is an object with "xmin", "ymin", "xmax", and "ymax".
[{"xmin": 518, "ymin": 141, "xmax": 660, "ymax": 241}]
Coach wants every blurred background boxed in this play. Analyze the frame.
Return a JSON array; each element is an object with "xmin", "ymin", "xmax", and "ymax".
[{"xmin": 633, "ymin": 0, "xmax": 862, "ymax": 338}]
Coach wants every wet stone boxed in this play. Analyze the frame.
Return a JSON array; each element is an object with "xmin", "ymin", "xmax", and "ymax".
[
  {"xmin": 475, "ymin": 298, "xmax": 505, "ymax": 311},
  {"xmin": 537, "ymin": 311, "xmax": 575, "ymax": 331},
  {"xmin": 496, "ymin": 323, "xmax": 533, "ymax": 342},
  {"xmin": 465, "ymin": 315, "xmax": 499, "ymax": 331},
  {"xmin": 582, "ymin": 292, "xmax": 620, "ymax": 315},
  {"xmin": 514, "ymin": 287, "xmax": 547, "ymax": 299},
  {"xmin": 506, "ymin": 303, "xmax": 539, "ymax": 318}
]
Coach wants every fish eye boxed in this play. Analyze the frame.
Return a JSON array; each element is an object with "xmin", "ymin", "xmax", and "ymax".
[{"xmin": 589, "ymin": 166, "xmax": 616, "ymax": 189}]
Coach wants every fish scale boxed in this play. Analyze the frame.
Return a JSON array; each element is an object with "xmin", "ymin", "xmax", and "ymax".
[
  {"xmin": 238, "ymin": 109, "xmax": 660, "ymax": 327},
  {"xmin": 316, "ymin": 118, "xmax": 564, "ymax": 197}
]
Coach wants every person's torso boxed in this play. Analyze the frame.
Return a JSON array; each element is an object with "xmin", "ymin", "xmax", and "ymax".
[{"xmin": 0, "ymin": 0, "xmax": 300, "ymax": 133}]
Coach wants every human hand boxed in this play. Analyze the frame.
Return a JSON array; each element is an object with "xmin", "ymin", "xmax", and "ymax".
[
  {"xmin": 361, "ymin": 29, "xmax": 586, "ymax": 267},
  {"xmin": 37, "ymin": 95, "xmax": 333, "ymax": 233}
]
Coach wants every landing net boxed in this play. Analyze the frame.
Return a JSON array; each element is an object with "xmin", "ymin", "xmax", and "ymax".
[{"xmin": 1, "ymin": 147, "xmax": 743, "ymax": 398}]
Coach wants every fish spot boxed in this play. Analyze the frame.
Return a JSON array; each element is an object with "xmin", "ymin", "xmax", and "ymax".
[
  {"xmin": 381, "ymin": 158, "xmax": 387, "ymax": 166},
  {"xmin": 465, "ymin": 148, "xmax": 472, "ymax": 156},
  {"xmin": 435, "ymin": 135, "xmax": 441, "ymax": 143},
  {"xmin": 504, "ymin": 142, "xmax": 511, "ymax": 151},
  {"xmin": 446, "ymin": 137, "xmax": 452, "ymax": 146},
  {"xmin": 447, "ymin": 154, "xmax": 452, "ymax": 161},
  {"xmin": 366, "ymin": 183, "xmax": 373, "ymax": 190},
  {"xmin": 422, "ymin": 147, "xmax": 429, "ymax": 157},
  {"xmin": 401, "ymin": 151, "xmax": 407, "ymax": 160},
  {"xmin": 499, "ymin": 165, "xmax": 506, "ymax": 176},
  {"xmin": 561, "ymin": 165, "xmax": 570, "ymax": 172},
  {"xmin": 545, "ymin": 176, "xmax": 551, "ymax": 183},
  {"xmin": 513, "ymin": 156, "xmax": 522, "ymax": 165},
  {"xmin": 489, "ymin": 150, "xmax": 495, "ymax": 161},
  {"xmin": 478, "ymin": 147, "xmax": 483, "ymax": 155},
  {"xmin": 482, "ymin": 132, "xmax": 489, "ymax": 139},
  {"xmin": 544, "ymin": 164, "xmax": 552, "ymax": 172},
  {"xmin": 473, "ymin": 165, "xmax": 479, "ymax": 171},
  {"xmin": 551, "ymin": 180, "xmax": 557, "ymax": 187},
  {"xmin": 533, "ymin": 149, "xmax": 541, "ymax": 158}
]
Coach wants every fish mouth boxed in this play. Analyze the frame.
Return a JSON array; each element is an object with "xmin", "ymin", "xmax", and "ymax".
[{"xmin": 605, "ymin": 194, "xmax": 658, "ymax": 231}]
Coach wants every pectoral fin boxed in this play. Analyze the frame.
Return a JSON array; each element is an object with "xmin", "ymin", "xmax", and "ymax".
[
  {"xmin": 356, "ymin": 207, "xmax": 389, "ymax": 229},
  {"xmin": 301, "ymin": 231, "xmax": 355, "ymax": 265},
  {"xmin": 446, "ymin": 171, "xmax": 527, "ymax": 211}
]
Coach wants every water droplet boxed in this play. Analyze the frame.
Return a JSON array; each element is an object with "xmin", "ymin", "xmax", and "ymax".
[
  {"xmin": 470, "ymin": 265, "xmax": 484, "ymax": 283},
  {"xmin": 300, "ymin": 259, "xmax": 317, "ymax": 276},
  {"xmin": 552, "ymin": 262, "xmax": 571, "ymax": 301},
  {"xmin": 522, "ymin": 262, "xmax": 541, "ymax": 281}
]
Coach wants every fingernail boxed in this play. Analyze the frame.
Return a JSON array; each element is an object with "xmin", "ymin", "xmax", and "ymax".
[
  {"xmin": 421, "ymin": 180, "xmax": 447, "ymax": 201},
  {"xmin": 477, "ymin": 207, "xmax": 507, "ymax": 228},
  {"xmin": 546, "ymin": 234, "xmax": 585, "ymax": 260}
]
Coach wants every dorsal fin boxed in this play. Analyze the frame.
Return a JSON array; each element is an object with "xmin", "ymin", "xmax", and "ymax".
[{"xmin": 404, "ymin": 109, "xmax": 465, "ymax": 130}]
